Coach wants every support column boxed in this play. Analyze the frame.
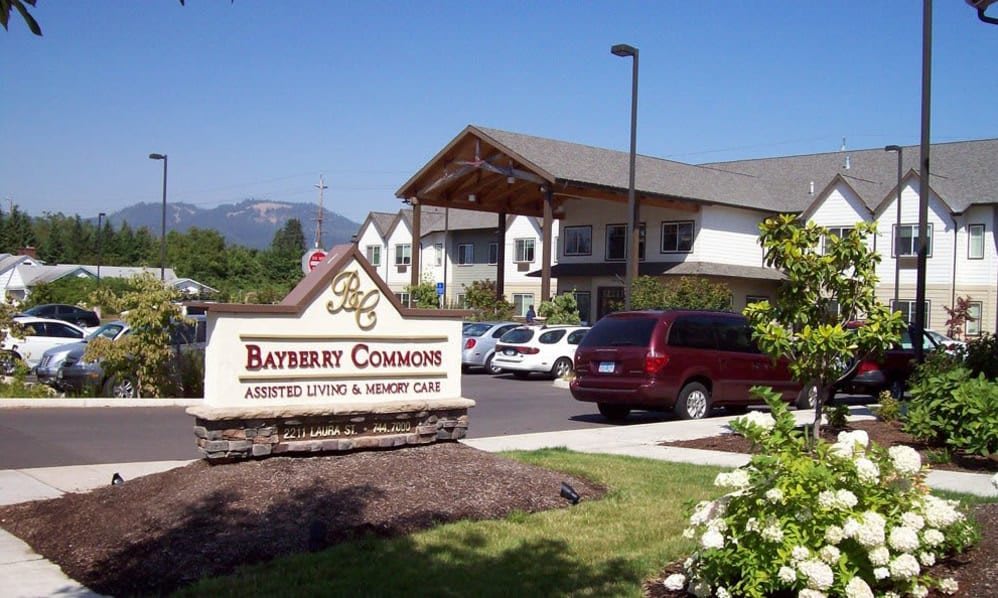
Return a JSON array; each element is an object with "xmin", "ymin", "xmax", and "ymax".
[
  {"xmin": 410, "ymin": 200, "xmax": 421, "ymax": 301},
  {"xmin": 496, "ymin": 211, "xmax": 507, "ymax": 300},
  {"xmin": 541, "ymin": 189, "xmax": 553, "ymax": 302}
]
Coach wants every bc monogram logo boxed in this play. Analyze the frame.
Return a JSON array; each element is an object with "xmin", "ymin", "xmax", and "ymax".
[{"xmin": 326, "ymin": 270, "xmax": 380, "ymax": 330}]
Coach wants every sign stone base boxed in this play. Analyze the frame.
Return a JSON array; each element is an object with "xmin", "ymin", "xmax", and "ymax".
[{"xmin": 188, "ymin": 399, "xmax": 473, "ymax": 462}]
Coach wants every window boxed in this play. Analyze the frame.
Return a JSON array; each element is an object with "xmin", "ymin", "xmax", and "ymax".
[
  {"xmin": 539, "ymin": 329, "xmax": 567, "ymax": 344},
  {"xmin": 455, "ymin": 294, "xmax": 467, "ymax": 308},
  {"xmin": 893, "ymin": 223, "xmax": 933, "ymax": 257},
  {"xmin": 513, "ymin": 293, "xmax": 534, "ymax": 316},
  {"xmin": 968, "ymin": 224, "xmax": 985, "ymax": 260},
  {"xmin": 458, "ymin": 243, "xmax": 474, "ymax": 265},
  {"xmin": 433, "ymin": 243, "xmax": 443, "ymax": 267},
  {"xmin": 606, "ymin": 223, "xmax": 645, "ymax": 261},
  {"xmin": 563, "ymin": 226, "xmax": 592, "ymax": 256},
  {"xmin": 822, "ymin": 226, "xmax": 853, "ymax": 254},
  {"xmin": 661, "ymin": 221, "xmax": 694, "ymax": 253},
  {"xmin": 395, "ymin": 292, "xmax": 411, "ymax": 306},
  {"xmin": 891, "ymin": 299, "xmax": 931, "ymax": 327},
  {"xmin": 365, "ymin": 245, "xmax": 381, "ymax": 267},
  {"xmin": 395, "ymin": 243, "xmax": 411, "ymax": 266},
  {"xmin": 514, "ymin": 238, "xmax": 535, "ymax": 263},
  {"xmin": 488, "ymin": 243, "xmax": 498, "ymax": 265},
  {"xmin": 573, "ymin": 291, "xmax": 591, "ymax": 325},
  {"xmin": 966, "ymin": 301, "xmax": 982, "ymax": 337}
]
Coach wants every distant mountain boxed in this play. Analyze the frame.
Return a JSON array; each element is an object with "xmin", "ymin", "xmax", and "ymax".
[{"xmin": 107, "ymin": 199, "xmax": 361, "ymax": 250}]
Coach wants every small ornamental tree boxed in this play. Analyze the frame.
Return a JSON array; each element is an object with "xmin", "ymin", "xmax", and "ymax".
[
  {"xmin": 744, "ymin": 216, "xmax": 905, "ymax": 439},
  {"xmin": 463, "ymin": 279, "xmax": 514, "ymax": 321},
  {"xmin": 405, "ymin": 276, "xmax": 440, "ymax": 309},
  {"xmin": 537, "ymin": 292, "xmax": 581, "ymax": 325},
  {"xmin": 943, "ymin": 295, "xmax": 976, "ymax": 340},
  {"xmin": 86, "ymin": 273, "xmax": 186, "ymax": 397}
]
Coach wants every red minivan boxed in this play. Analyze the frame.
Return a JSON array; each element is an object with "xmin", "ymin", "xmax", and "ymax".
[{"xmin": 570, "ymin": 310, "xmax": 813, "ymax": 420}]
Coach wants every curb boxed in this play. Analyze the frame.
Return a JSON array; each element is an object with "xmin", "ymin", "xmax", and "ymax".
[{"xmin": 0, "ymin": 398, "xmax": 203, "ymax": 408}]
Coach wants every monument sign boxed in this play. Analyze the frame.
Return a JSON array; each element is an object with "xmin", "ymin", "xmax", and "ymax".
[{"xmin": 187, "ymin": 244, "xmax": 474, "ymax": 461}]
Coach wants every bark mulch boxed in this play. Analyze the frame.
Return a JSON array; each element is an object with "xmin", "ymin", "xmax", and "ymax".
[
  {"xmin": 0, "ymin": 442, "xmax": 605, "ymax": 597},
  {"xmin": 648, "ymin": 418, "xmax": 997, "ymax": 597}
]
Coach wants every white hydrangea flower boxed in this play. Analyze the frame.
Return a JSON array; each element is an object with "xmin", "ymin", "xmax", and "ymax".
[
  {"xmin": 765, "ymin": 487, "xmax": 784, "ymax": 504},
  {"xmin": 854, "ymin": 457, "xmax": 880, "ymax": 483},
  {"xmin": 901, "ymin": 511, "xmax": 925, "ymax": 531},
  {"xmin": 842, "ymin": 517, "xmax": 860, "ymax": 539},
  {"xmin": 777, "ymin": 565, "xmax": 796, "ymax": 583},
  {"xmin": 921, "ymin": 495, "xmax": 963, "ymax": 528},
  {"xmin": 918, "ymin": 551, "xmax": 935, "ymax": 566},
  {"xmin": 922, "ymin": 528, "xmax": 945, "ymax": 546},
  {"xmin": 910, "ymin": 584, "xmax": 928, "ymax": 598},
  {"xmin": 795, "ymin": 507, "xmax": 813, "ymax": 522},
  {"xmin": 701, "ymin": 529, "xmax": 724, "ymax": 550},
  {"xmin": 883, "ymin": 592, "xmax": 900, "ymax": 598},
  {"xmin": 791, "ymin": 545, "xmax": 811, "ymax": 562},
  {"xmin": 818, "ymin": 490, "xmax": 837, "ymax": 510},
  {"xmin": 797, "ymin": 559, "xmax": 834, "ymax": 590},
  {"xmin": 888, "ymin": 526, "xmax": 920, "ymax": 553},
  {"xmin": 873, "ymin": 567, "xmax": 890, "ymax": 580},
  {"xmin": 819, "ymin": 545, "xmax": 840, "ymax": 564},
  {"xmin": 690, "ymin": 579, "xmax": 711, "ymax": 597},
  {"xmin": 662, "ymin": 573, "xmax": 686, "ymax": 591},
  {"xmin": 707, "ymin": 517, "xmax": 727, "ymax": 532},
  {"xmin": 830, "ymin": 430, "xmax": 869, "ymax": 459},
  {"xmin": 888, "ymin": 445, "xmax": 922, "ymax": 475},
  {"xmin": 844, "ymin": 576, "xmax": 874, "ymax": 598},
  {"xmin": 855, "ymin": 511, "xmax": 886, "ymax": 547},
  {"xmin": 745, "ymin": 517, "xmax": 759, "ymax": 532},
  {"xmin": 735, "ymin": 410, "xmax": 775, "ymax": 431},
  {"xmin": 714, "ymin": 469, "xmax": 751, "ymax": 489},
  {"xmin": 868, "ymin": 545, "xmax": 890, "ymax": 566},
  {"xmin": 836, "ymin": 489, "xmax": 858, "ymax": 509},
  {"xmin": 682, "ymin": 527, "xmax": 695, "ymax": 539},
  {"xmin": 798, "ymin": 590, "xmax": 827, "ymax": 598},
  {"xmin": 716, "ymin": 587, "xmax": 732, "ymax": 598},
  {"xmin": 938, "ymin": 577, "xmax": 959, "ymax": 595},
  {"xmin": 824, "ymin": 524, "xmax": 844, "ymax": 545},
  {"xmin": 888, "ymin": 553, "xmax": 920, "ymax": 580},
  {"xmin": 761, "ymin": 521, "xmax": 784, "ymax": 543},
  {"xmin": 689, "ymin": 500, "xmax": 714, "ymax": 526}
]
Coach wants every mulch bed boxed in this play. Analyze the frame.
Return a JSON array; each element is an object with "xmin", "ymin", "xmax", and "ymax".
[
  {"xmin": 0, "ymin": 442, "xmax": 605, "ymax": 596},
  {"xmin": 649, "ymin": 418, "xmax": 997, "ymax": 597}
]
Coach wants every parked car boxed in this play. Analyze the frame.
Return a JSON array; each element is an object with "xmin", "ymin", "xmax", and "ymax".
[
  {"xmin": 36, "ymin": 316, "xmax": 205, "ymax": 397},
  {"xmin": 35, "ymin": 320, "xmax": 130, "ymax": 393},
  {"xmin": 1, "ymin": 316, "xmax": 87, "ymax": 373},
  {"xmin": 492, "ymin": 325, "xmax": 590, "ymax": 379},
  {"xmin": 21, "ymin": 303, "xmax": 101, "ymax": 328},
  {"xmin": 461, "ymin": 321, "xmax": 520, "ymax": 374},
  {"xmin": 570, "ymin": 310, "xmax": 810, "ymax": 421},
  {"xmin": 924, "ymin": 329, "xmax": 966, "ymax": 354},
  {"xmin": 834, "ymin": 323, "xmax": 940, "ymax": 399}
]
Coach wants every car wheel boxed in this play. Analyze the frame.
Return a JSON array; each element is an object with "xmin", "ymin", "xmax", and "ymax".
[
  {"xmin": 512, "ymin": 371, "xmax": 530, "ymax": 379},
  {"xmin": 889, "ymin": 379, "xmax": 905, "ymax": 400},
  {"xmin": 550, "ymin": 357, "xmax": 573, "ymax": 379},
  {"xmin": 597, "ymin": 403, "xmax": 630, "ymax": 421},
  {"xmin": 0, "ymin": 351, "xmax": 22, "ymax": 376},
  {"xmin": 103, "ymin": 375, "xmax": 137, "ymax": 398},
  {"xmin": 797, "ymin": 382, "xmax": 818, "ymax": 410},
  {"xmin": 675, "ymin": 382, "xmax": 711, "ymax": 420},
  {"xmin": 485, "ymin": 353, "xmax": 503, "ymax": 375}
]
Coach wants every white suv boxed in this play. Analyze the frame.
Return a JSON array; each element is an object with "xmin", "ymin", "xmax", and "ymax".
[
  {"xmin": 492, "ymin": 325, "xmax": 590, "ymax": 379},
  {"xmin": 2, "ymin": 316, "xmax": 87, "ymax": 373}
]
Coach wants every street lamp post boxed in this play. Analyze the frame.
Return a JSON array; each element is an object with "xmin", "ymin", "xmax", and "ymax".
[
  {"xmin": 149, "ymin": 153, "xmax": 168, "ymax": 281},
  {"xmin": 884, "ymin": 146, "xmax": 903, "ymax": 307},
  {"xmin": 97, "ymin": 212, "xmax": 106, "ymax": 284},
  {"xmin": 611, "ymin": 43, "xmax": 639, "ymax": 310}
]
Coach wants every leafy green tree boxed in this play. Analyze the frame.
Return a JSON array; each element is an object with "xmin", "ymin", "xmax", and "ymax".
[
  {"xmin": 260, "ymin": 218, "xmax": 306, "ymax": 290},
  {"xmin": 86, "ymin": 273, "xmax": 185, "ymax": 397},
  {"xmin": 629, "ymin": 275, "xmax": 731, "ymax": 311},
  {"xmin": 744, "ymin": 215, "xmax": 905, "ymax": 439},
  {"xmin": 405, "ymin": 276, "xmax": 440, "ymax": 309},
  {"xmin": 538, "ymin": 293, "xmax": 581, "ymax": 325},
  {"xmin": 463, "ymin": 279, "xmax": 514, "ymax": 321},
  {"xmin": 0, "ymin": 0, "xmax": 41, "ymax": 36},
  {"xmin": 26, "ymin": 277, "xmax": 135, "ymax": 311}
]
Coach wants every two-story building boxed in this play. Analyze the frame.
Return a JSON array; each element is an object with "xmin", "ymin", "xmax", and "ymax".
[
  {"xmin": 396, "ymin": 126, "xmax": 997, "ymax": 335},
  {"xmin": 353, "ymin": 206, "xmax": 556, "ymax": 316}
]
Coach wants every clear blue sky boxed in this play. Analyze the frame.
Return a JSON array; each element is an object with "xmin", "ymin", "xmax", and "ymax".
[{"xmin": 2, "ymin": 1, "xmax": 997, "ymax": 225}]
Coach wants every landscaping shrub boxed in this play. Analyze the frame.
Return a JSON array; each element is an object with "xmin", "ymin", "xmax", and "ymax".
[
  {"xmin": 963, "ymin": 332, "xmax": 998, "ymax": 381},
  {"xmin": 871, "ymin": 390, "xmax": 902, "ymax": 423},
  {"xmin": 826, "ymin": 403, "xmax": 850, "ymax": 429},
  {"xmin": 664, "ymin": 386, "xmax": 977, "ymax": 598},
  {"xmin": 537, "ymin": 292, "xmax": 581, "ymax": 325}
]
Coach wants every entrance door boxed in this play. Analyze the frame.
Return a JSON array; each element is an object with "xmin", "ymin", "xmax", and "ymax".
[{"xmin": 596, "ymin": 286, "xmax": 625, "ymax": 321}]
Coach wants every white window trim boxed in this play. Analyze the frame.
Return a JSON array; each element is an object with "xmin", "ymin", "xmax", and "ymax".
[
  {"xmin": 365, "ymin": 245, "xmax": 381, "ymax": 267},
  {"xmin": 893, "ymin": 223, "xmax": 933, "ymax": 258},
  {"xmin": 968, "ymin": 223, "xmax": 985, "ymax": 260},
  {"xmin": 966, "ymin": 301, "xmax": 983, "ymax": 337},
  {"xmin": 457, "ymin": 243, "xmax": 474, "ymax": 266},
  {"xmin": 514, "ymin": 238, "xmax": 535, "ymax": 263},
  {"xmin": 395, "ymin": 243, "xmax": 411, "ymax": 266},
  {"xmin": 660, "ymin": 220, "xmax": 695, "ymax": 254}
]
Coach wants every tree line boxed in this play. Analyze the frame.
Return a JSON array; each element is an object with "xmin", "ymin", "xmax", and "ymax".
[{"xmin": 4, "ymin": 208, "xmax": 309, "ymax": 303}]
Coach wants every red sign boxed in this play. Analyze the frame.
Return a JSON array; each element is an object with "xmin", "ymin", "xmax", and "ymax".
[{"xmin": 302, "ymin": 249, "xmax": 327, "ymax": 273}]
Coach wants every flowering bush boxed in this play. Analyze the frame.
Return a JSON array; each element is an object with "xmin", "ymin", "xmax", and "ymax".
[{"xmin": 670, "ymin": 386, "xmax": 978, "ymax": 598}]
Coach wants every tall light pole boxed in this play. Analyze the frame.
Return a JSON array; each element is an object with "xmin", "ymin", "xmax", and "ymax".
[
  {"xmin": 611, "ymin": 43, "xmax": 639, "ymax": 310},
  {"xmin": 914, "ymin": 0, "xmax": 932, "ymax": 363},
  {"xmin": 149, "ymin": 153, "xmax": 168, "ymax": 281},
  {"xmin": 97, "ymin": 212, "xmax": 106, "ymax": 284},
  {"xmin": 884, "ymin": 146, "xmax": 903, "ymax": 306}
]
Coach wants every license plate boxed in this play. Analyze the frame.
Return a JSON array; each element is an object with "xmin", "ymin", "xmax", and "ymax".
[{"xmin": 598, "ymin": 361, "xmax": 615, "ymax": 373}]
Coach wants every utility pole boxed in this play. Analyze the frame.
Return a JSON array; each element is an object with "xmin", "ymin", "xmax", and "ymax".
[{"xmin": 313, "ymin": 175, "xmax": 328, "ymax": 249}]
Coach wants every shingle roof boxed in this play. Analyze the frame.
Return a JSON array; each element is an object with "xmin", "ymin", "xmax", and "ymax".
[{"xmin": 473, "ymin": 126, "xmax": 998, "ymax": 214}]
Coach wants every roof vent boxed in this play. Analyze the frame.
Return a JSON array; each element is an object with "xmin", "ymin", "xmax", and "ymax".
[
  {"xmin": 844, "ymin": 155, "xmax": 851, "ymax": 170},
  {"xmin": 809, "ymin": 181, "xmax": 815, "ymax": 195}
]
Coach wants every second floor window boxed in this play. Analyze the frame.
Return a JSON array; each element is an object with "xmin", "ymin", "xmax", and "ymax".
[
  {"xmin": 458, "ymin": 243, "xmax": 474, "ymax": 265},
  {"xmin": 514, "ymin": 238, "xmax": 535, "ymax": 263},
  {"xmin": 395, "ymin": 243, "xmax": 411, "ymax": 266},
  {"xmin": 894, "ymin": 223, "xmax": 933, "ymax": 258},
  {"xmin": 488, "ymin": 242, "xmax": 498, "ymax": 265},
  {"xmin": 661, "ymin": 221, "xmax": 694, "ymax": 253},
  {"xmin": 606, "ymin": 223, "xmax": 645, "ymax": 261},
  {"xmin": 563, "ymin": 226, "xmax": 592, "ymax": 256},
  {"xmin": 968, "ymin": 224, "xmax": 984, "ymax": 259},
  {"xmin": 822, "ymin": 226, "xmax": 853, "ymax": 254},
  {"xmin": 365, "ymin": 245, "xmax": 381, "ymax": 267},
  {"xmin": 433, "ymin": 243, "xmax": 443, "ymax": 267}
]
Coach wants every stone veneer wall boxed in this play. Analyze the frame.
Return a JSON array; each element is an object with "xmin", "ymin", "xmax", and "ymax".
[{"xmin": 193, "ymin": 408, "xmax": 469, "ymax": 462}]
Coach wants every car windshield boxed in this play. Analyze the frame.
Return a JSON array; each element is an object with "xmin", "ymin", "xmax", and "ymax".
[
  {"xmin": 463, "ymin": 323, "xmax": 493, "ymax": 337},
  {"xmin": 87, "ymin": 323, "xmax": 126, "ymax": 341}
]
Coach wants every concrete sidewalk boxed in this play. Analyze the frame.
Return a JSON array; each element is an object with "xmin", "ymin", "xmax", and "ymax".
[{"xmin": 0, "ymin": 411, "xmax": 994, "ymax": 597}]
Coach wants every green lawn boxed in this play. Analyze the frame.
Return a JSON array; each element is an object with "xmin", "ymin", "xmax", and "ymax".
[{"xmin": 176, "ymin": 450, "xmax": 722, "ymax": 597}]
